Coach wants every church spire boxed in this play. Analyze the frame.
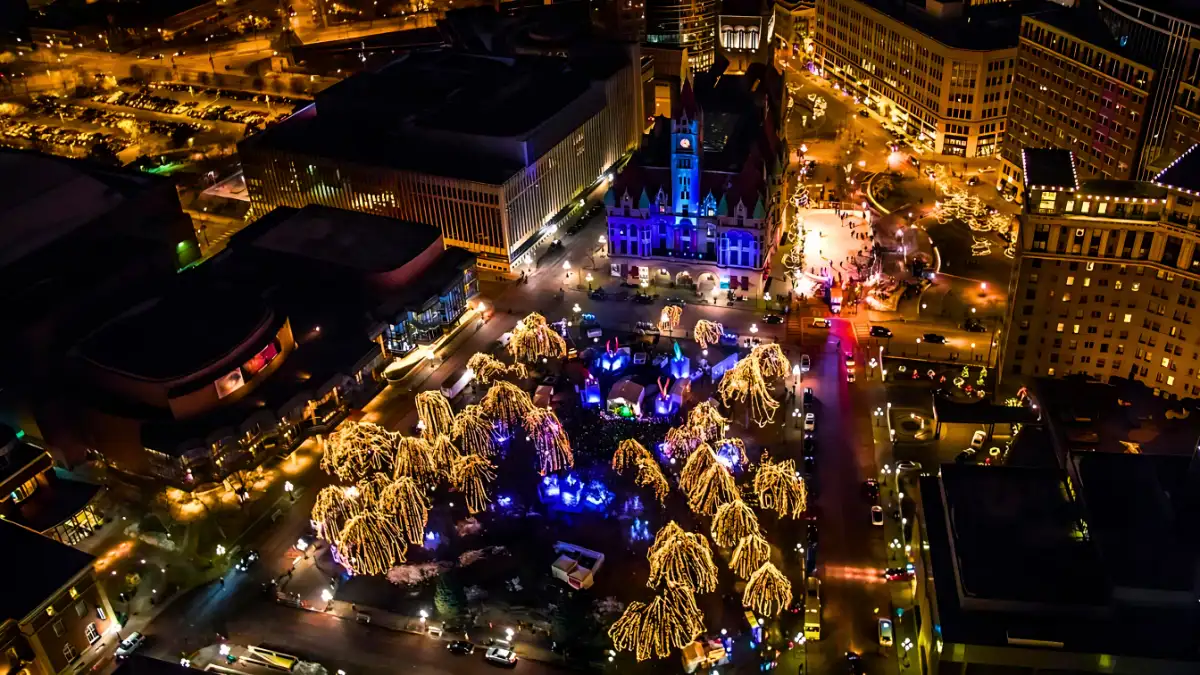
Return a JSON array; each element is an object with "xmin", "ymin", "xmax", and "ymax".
[{"xmin": 675, "ymin": 79, "xmax": 701, "ymax": 122}]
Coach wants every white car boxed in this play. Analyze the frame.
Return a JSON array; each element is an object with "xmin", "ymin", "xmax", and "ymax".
[
  {"xmin": 811, "ymin": 318, "xmax": 831, "ymax": 328},
  {"xmin": 804, "ymin": 412, "xmax": 815, "ymax": 432},
  {"xmin": 871, "ymin": 506, "xmax": 884, "ymax": 526},
  {"xmin": 878, "ymin": 618, "xmax": 894, "ymax": 647},
  {"xmin": 115, "ymin": 632, "xmax": 145, "ymax": 660},
  {"xmin": 800, "ymin": 354, "xmax": 811, "ymax": 373},
  {"xmin": 484, "ymin": 647, "xmax": 518, "ymax": 667},
  {"xmin": 970, "ymin": 430, "xmax": 987, "ymax": 450}
]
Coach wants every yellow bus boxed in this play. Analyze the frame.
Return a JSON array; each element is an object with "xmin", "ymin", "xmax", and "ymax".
[{"xmin": 804, "ymin": 577, "xmax": 821, "ymax": 640}]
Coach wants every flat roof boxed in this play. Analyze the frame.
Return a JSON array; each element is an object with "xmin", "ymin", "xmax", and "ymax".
[
  {"xmin": 853, "ymin": 0, "xmax": 1046, "ymax": 51},
  {"xmin": 76, "ymin": 283, "xmax": 275, "ymax": 381},
  {"xmin": 246, "ymin": 206, "xmax": 441, "ymax": 274},
  {"xmin": 245, "ymin": 48, "xmax": 621, "ymax": 184},
  {"xmin": 1022, "ymin": 147, "xmax": 1079, "ymax": 190},
  {"xmin": 1075, "ymin": 178, "xmax": 1167, "ymax": 199},
  {"xmin": 1027, "ymin": 6, "xmax": 1145, "ymax": 63},
  {"xmin": 1154, "ymin": 143, "xmax": 1200, "ymax": 194},
  {"xmin": 0, "ymin": 438, "xmax": 52, "ymax": 487},
  {"xmin": 0, "ymin": 519, "xmax": 95, "ymax": 622},
  {"xmin": 0, "ymin": 150, "xmax": 166, "ymax": 270}
]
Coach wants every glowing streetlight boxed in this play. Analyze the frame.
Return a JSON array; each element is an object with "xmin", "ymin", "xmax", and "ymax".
[
  {"xmin": 563, "ymin": 260, "xmax": 571, "ymax": 271},
  {"xmin": 750, "ymin": 323, "xmax": 759, "ymax": 334},
  {"xmin": 419, "ymin": 609, "xmax": 429, "ymax": 622},
  {"xmin": 321, "ymin": 589, "xmax": 333, "ymax": 603},
  {"xmin": 598, "ymin": 235, "xmax": 607, "ymax": 245},
  {"xmin": 572, "ymin": 303, "xmax": 582, "ymax": 314}
]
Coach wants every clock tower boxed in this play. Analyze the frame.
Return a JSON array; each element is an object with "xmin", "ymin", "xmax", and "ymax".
[{"xmin": 671, "ymin": 80, "xmax": 702, "ymax": 217}]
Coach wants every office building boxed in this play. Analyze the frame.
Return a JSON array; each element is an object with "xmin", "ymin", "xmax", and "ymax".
[
  {"xmin": 240, "ymin": 46, "xmax": 643, "ymax": 273},
  {"xmin": 645, "ymin": 0, "xmax": 718, "ymax": 71},
  {"xmin": 998, "ymin": 8, "xmax": 1154, "ymax": 199},
  {"xmin": 910, "ymin": 377, "xmax": 1200, "ymax": 675},
  {"xmin": 0, "ymin": 519, "xmax": 118, "ymax": 675},
  {"xmin": 772, "ymin": 0, "xmax": 816, "ymax": 60},
  {"xmin": 1000, "ymin": 146, "xmax": 1200, "ymax": 398},
  {"xmin": 814, "ymin": 0, "xmax": 1033, "ymax": 157},
  {"xmin": 718, "ymin": 0, "xmax": 774, "ymax": 74},
  {"xmin": 604, "ymin": 75, "xmax": 782, "ymax": 293},
  {"xmin": 1000, "ymin": 1, "xmax": 1200, "ymax": 199}
]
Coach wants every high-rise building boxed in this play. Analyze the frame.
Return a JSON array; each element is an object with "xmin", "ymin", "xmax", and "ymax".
[
  {"xmin": 813, "ymin": 0, "xmax": 1030, "ymax": 157},
  {"xmin": 645, "ymin": 0, "xmax": 718, "ymax": 71},
  {"xmin": 239, "ymin": 46, "xmax": 643, "ymax": 273},
  {"xmin": 999, "ymin": 1, "xmax": 1200, "ymax": 200},
  {"xmin": 1000, "ymin": 145, "xmax": 1200, "ymax": 397}
]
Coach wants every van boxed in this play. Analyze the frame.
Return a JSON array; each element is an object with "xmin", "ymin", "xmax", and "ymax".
[{"xmin": 803, "ymin": 577, "xmax": 821, "ymax": 640}]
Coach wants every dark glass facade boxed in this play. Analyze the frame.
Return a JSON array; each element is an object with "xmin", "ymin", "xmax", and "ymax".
[{"xmin": 646, "ymin": 0, "xmax": 718, "ymax": 70}]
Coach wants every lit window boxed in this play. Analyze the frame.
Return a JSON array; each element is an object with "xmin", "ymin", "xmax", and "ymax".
[
  {"xmin": 85, "ymin": 623, "xmax": 100, "ymax": 644},
  {"xmin": 1062, "ymin": 293, "xmax": 1071, "ymax": 302},
  {"xmin": 1115, "ymin": 280, "xmax": 1123, "ymax": 290},
  {"xmin": 1168, "ymin": 375, "xmax": 1176, "ymax": 386},
  {"xmin": 1073, "ymin": 325, "xmax": 1081, "ymax": 334},
  {"xmin": 1056, "ymin": 323, "xmax": 1065, "ymax": 332},
  {"xmin": 1132, "ymin": 283, "xmax": 1140, "ymax": 292},
  {"xmin": 1048, "ymin": 367, "xmax": 1056, "ymax": 376},
  {"xmin": 1083, "ymin": 278, "xmax": 1091, "ymax": 287},
  {"xmin": 68, "ymin": 587, "xmax": 78, "ymax": 600},
  {"xmin": 1066, "ymin": 276, "xmax": 1075, "ymax": 286},
  {"xmin": 1124, "ymin": 314, "xmax": 1133, "ymax": 323},
  {"xmin": 1162, "ymin": 357, "xmax": 1170, "ymax": 368}
]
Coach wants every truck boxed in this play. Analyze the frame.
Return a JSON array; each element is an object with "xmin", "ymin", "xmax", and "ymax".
[
  {"xmin": 440, "ymin": 366, "xmax": 473, "ymax": 400},
  {"xmin": 829, "ymin": 286, "xmax": 843, "ymax": 314}
]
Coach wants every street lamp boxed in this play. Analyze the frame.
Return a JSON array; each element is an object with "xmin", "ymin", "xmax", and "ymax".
[
  {"xmin": 572, "ymin": 303, "xmax": 581, "ymax": 314},
  {"xmin": 284, "ymin": 481, "xmax": 294, "ymax": 501},
  {"xmin": 750, "ymin": 323, "xmax": 759, "ymax": 334},
  {"xmin": 915, "ymin": 337, "xmax": 921, "ymax": 357}
]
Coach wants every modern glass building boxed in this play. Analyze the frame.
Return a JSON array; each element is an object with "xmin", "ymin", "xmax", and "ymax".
[{"xmin": 646, "ymin": 0, "xmax": 718, "ymax": 71}]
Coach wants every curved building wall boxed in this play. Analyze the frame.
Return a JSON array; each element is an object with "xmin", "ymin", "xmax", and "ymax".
[{"xmin": 646, "ymin": 0, "xmax": 717, "ymax": 71}]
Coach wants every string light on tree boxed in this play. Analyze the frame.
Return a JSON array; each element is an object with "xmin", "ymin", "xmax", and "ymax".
[
  {"xmin": 646, "ymin": 522, "xmax": 718, "ymax": 593},
  {"xmin": 753, "ymin": 456, "xmax": 808, "ymax": 518},
  {"xmin": 480, "ymin": 381, "xmax": 535, "ymax": 426},
  {"xmin": 729, "ymin": 532, "xmax": 770, "ymax": 579},
  {"xmin": 693, "ymin": 320, "xmax": 722, "ymax": 349},
  {"xmin": 508, "ymin": 312, "xmax": 567, "ymax": 363},
  {"xmin": 710, "ymin": 499, "xmax": 760, "ymax": 548},
  {"xmin": 608, "ymin": 582, "xmax": 705, "ymax": 661},
  {"xmin": 659, "ymin": 305, "xmax": 683, "ymax": 333},
  {"xmin": 321, "ymin": 421, "xmax": 396, "ymax": 482},
  {"xmin": 612, "ymin": 439, "xmax": 653, "ymax": 474},
  {"xmin": 451, "ymin": 405, "xmax": 496, "ymax": 457},
  {"xmin": 523, "ymin": 407, "xmax": 574, "ymax": 474},
  {"xmin": 679, "ymin": 442, "xmax": 716, "ymax": 493},
  {"xmin": 378, "ymin": 476, "xmax": 429, "ymax": 544},
  {"xmin": 450, "ymin": 453, "xmax": 496, "ymax": 514},
  {"xmin": 686, "ymin": 462, "xmax": 738, "ymax": 516},
  {"xmin": 634, "ymin": 456, "xmax": 670, "ymax": 505},
  {"xmin": 338, "ymin": 512, "xmax": 408, "ymax": 576},
  {"xmin": 312, "ymin": 485, "xmax": 366, "ymax": 541},
  {"xmin": 742, "ymin": 562, "xmax": 792, "ymax": 617},
  {"xmin": 466, "ymin": 352, "xmax": 528, "ymax": 385},
  {"xmin": 392, "ymin": 435, "xmax": 440, "ymax": 483},
  {"xmin": 415, "ymin": 391, "xmax": 455, "ymax": 439},
  {"xmin": 718, "ymin": 344, "xmax": 791, "ymax": 427}
]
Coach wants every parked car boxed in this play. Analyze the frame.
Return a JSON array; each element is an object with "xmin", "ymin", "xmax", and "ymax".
[
  {"xmin": 878, "ymin": 618, "xmax": 894, "ymax": 647},
  {"xmin": 633, "ymin": 293, "xmax": 654, "ymax": 305},
  {"xmin": 922, "ymin": 333, "xmax": 947, "ymax": 344},
  {"xmin": 800, "ymin": 354, "xmax": 811, "ymax": 373},
  {"xmin": 589, "ymin": 289, "xmax": 606, "ymax": 301},
  {"xmin": 883, "ymin": 567, "xmax": 913, "ymax": 581},
  {"xmin": 870, "ymin": 506, "xmax": 884, "ymax": 526},
  {"xmin": 484, "ymin": 647, "xmax": 519, "ymax": 667},
  {"xmin": 664, "ymin": 297, "xmax": 687, "ymax": 307},
  {"xmin": 804, "ymin": 412, "xmax": 816, "ymax": 432},
  {"xmin": 858, "ymin": 109, "xmax": 870, "ymax": 117},
  {"xmin": 869, "ymin": 325, "xmax": 893, "ymax": 338},
  {"xmin": 447, "ymin": 641, "xmax": 476, "ymax": 655},
  {"xmin": 812, "ymin": 317, "xmax": 831, "ymax": 328},
  {"xmin": 235, "ymin": 550, "xmax": 259, "ymax": 571},
  {"xmin": 847, "ymin": 370, "xmax": 856, "ymax": 383},
  {"xmin": 763, "ymin": 314, "xmax": 784, "ymax": 325},
  {"xmin": 803, "ymin": 387, "xmax": 814, "ymax": 405},
  {"xmin": 845, "ymin": 352, "xmax": 855, "ymax": 368},
  {"xmin": 970, "ymin": 430, "xmax": 987, "ymax": 449},
  {"xmin": 965, "ymin": 318, "xmax": 987, "ymax": 332},
  {"xmin": 862, "ymin": 479, "xmax": 880, "ymax": 501},
  {"xmin": 115, "ymin": 632, "xmax": 145, "ymax": 660}
]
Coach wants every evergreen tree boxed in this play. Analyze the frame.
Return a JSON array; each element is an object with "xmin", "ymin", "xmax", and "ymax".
[{"xmin": 434, "ymin": 573, "xmax": 466, "ymax": 619}]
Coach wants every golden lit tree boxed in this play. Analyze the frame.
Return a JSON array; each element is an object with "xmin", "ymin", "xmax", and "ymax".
[
  {"xmin": 742, "ymin": 562, "xmax": 792, "ymax": 617},
  {"xmin": 508, "ymin": 312, "xmax": 567, "ymax": 363},
  {"xmin": 692, "ymin": 320, "xmax": 723, "ymax": 350},
  {"xmin": 321, "ymin": 421, "xmax": 395, "ymax": 482},
  {"xmin": 608, "ymin": 582, "xmax": 705, "ymax": 661},
  {"xmin": 664, "ymin": 424, "xmax": 704, "ymax": 459},
  {"xmin": 312, "ymin": 485, "xmax": 366, "ymax": 541},
  {"xmin": 356, "ymin": 472, "xmax": 392, "ymax": 505},
  {"xmin": 393, "ymin": 435, "xmax": 440, "ymax": 483},
  {"xmin": 450, "ymin": 453, "xmax": 496, "ymax": 514},
  {"xmin": 716, "ymin": 438, "xmax": 748, "ymax": 468},
  {"xmin": 679, "ymin": 442, "xmax": 716, "ymax": 494},
  {"xmin": 711, "ymin": 499, "xmax": 760, "ymax": 548},
  {"xmin": 754, "ymin": 457, "xmax": 807, "ymax": 518},
  {"xmin": 718, "ymin": 343, "xmax": 791, "ymax": 427},
  {"xmin": 467, "ymin": 352, "xmax": 529, "ymax": 385},
  {"xmin": 612, "ymin": 439, "xmax": 653, "ymax": 473},
  {"xmin": 415, "ymin": 391, "xmax": 455, "ymax": 439},
  {"xmin": 451, "ymin": 405, "xmax": 495, "ymax": 457},
  {"xmin": 378, "ymin": 476, "xmax": 429, "ymax": 544},
  {"xmin": 647, "ymin": 522, "xmax": 718, "ymax": 593},
  {"xmin": 685, "ymin": 401, "xmax": 729, "ymax": 442},
  {"xmin": 729, "ymin": 532, "xmax": 770, "ymax": 579},
  {"xmin": 659, "ymin": 305, "xmax": 683, "ymax": 333},
  {"xmin": 634, "ymin": 456, "xmax": 670, "ymax": 505},
  {"xmin": 524, "ymin": 406, "xmax": 574, "ymax": 474},
  {"xmin": 425, "ymin": 433, "xmax": 461, "ymax": 476},
  {"xmin": 480, "ymin": 381, "xmax": 535, "ymax": 426},
  {"xmin": 338, "ymin": 512, "xmax": 408, "ymax": 575},
  {"xmin": 686, "ymin": 462, "xmax": 738, "ymax": 516}
]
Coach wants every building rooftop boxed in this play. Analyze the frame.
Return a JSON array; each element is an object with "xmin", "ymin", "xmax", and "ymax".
[
  {"xmin": 0, "ymin": 519, "xmax": 95, "ymax": 622},
  {"xmin": 244, "ymin": 205, "xmax": 441, "ymax": 274},
  {"xmin": 1027, "ymin": 6, "xmax": 1146, "ymax": 63},
  {"xmin": 853, "ymin": 0, "xmax": 1047, "ymax": 51},
  {"xmin": 1022, "ymin": 147, "xmax": 1079, "ymax": 190},
  {"xmin": 1075, "ymin": 178, "xmax": 1167, "ymax": 200},
  {"xmin": 0, "ymin": 150, "xmax": 168, "ymax": 269},
  {"xmin": 1154, "ymin": 143, "xmax": 1200, "ymax": 195},
  {"xmin": 114, "ymin": 654, "xmax": 203, "ymax": 675},
  {"xmin": 245, "ymin": 48, "xmax": 623, "ymax": 184},
  {"xmin": 76, "ymin": 285, "xmax": 275, "ymax": 382}
]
